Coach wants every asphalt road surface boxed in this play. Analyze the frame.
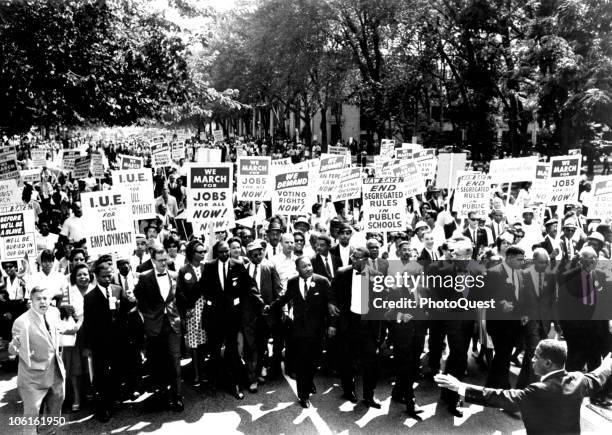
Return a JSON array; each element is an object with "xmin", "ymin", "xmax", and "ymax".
[{"xmin": 1, "ymin": 351, "xmax": 611, "ymax": 435}]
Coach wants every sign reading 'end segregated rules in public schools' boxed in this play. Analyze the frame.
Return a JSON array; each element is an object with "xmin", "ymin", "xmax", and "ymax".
[
  {"xmin": 187, "ymin": 163, "xmax": 234, "ymax": 232},
  {"xmin": 362, "ymin": 177, "xmax": 407, "ymax": 232}
]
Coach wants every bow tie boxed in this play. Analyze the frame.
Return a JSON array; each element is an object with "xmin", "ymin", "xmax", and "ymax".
[
  {"xmin": 157, "ymin": 273, "xmax": 167, "ymax": 277},
  {"xmin": 354, "ymin": 271, "xmax": 365, "ymax": 276}
]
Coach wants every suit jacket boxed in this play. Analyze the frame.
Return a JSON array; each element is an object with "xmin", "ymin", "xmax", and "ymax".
[
  {"xmin": 134, "ymin": 269, "xmax": 181, "ymax": 336},
  {"xmin": 10, "ymin": 307, "xmax": 66, "ymax": 388},
  {"xmin": 271, "ymin": 274, "xmax": 331, "ymax": 339},
  {"xmin": 521, "ymin": 268, "xmax": 556, "ymax": 327},
  {"xmin": 427, "ymin": 197, "xmax": 445, "ymax": 213},
  {"xmin": 463, "ymin": 227, "xmax": 489, "ymax": 257},
  {"xmin": 244, "ymin": 259, "xmax": 281, "ymax": 305},
  {"xmin": 558, "ymin": 266, "xmax": 607, "ymax": 322},
  {"xmin": 330, "ymin": 244, "xmax": 353, "ymax": 267},
  {"xmin": 83, "ymin": 284, "xmax": 123, "ymax": 351},
  {"xmin": 464, "ymin": 362, "xmax": 612, "ymax": 435},
  {"xmin": 136, "ymin": 258, "xmax": 175, "ymax": 273},
  {"xmin": 176, "ymin": 262, "xmax": 205, "ymax": 314},
  {"xmin": 330, "ymin": 266, "xmax": 383, "ymax": 333},
  {"xmin": 367, "ymin": 257, "xmax": 389, "ymax": 276},
  {"xmin": 486, "ymin": 263, "xmax": 525, "ymax": 333},
  {"xmin": 199, "ymin": 258, "xmax": 262, "ymax": 334},
  {"xmin": 243, "ymin": 259, "xmax": 282, "ymax": 336},
  {"xmin": 488, "ymin": 221, "xmax": 508, "ymax": 242},
  {"xmin": 311, "ymin": 253, "xmax": 342, "ymax": 280}
]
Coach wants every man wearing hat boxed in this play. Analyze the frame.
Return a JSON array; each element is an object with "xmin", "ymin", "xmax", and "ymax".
[
  {"xmin": 586, "ymin": 232, "xmax": 606, "ymax": 258},
  {"xmin": 520, "ymin": 208, "xmax": 544, "ymax": 257},
  {"xmin": 245, "ymin": 240, "xmax": 284, "ymax": 383},
  {"xmin": 540, "ymin": 219, "xmax": 561, "ymax": 261},
  {"xmin": 294, "ymin": 216, "xmax": 311, "ymax": 236},
  {"xmin": 560, "ymin": 220, "xmax": 582, "ymax": 262},
  {"xmin": 330, "ymin": 223, "xmax": 354, "ymax": 267},
  {"xmin": 411, "ymin": 221, "xmax": 430, "ymax": 254},
  {"xmin": 265, "ymin": 221, "xmax": 283, "ymax": 260}
]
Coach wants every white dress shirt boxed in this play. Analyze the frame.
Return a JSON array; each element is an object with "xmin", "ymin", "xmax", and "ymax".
[
  {"xmin": 350, "ymin": 269, "xmax": 369, "ymax": 315},
  {"xmin": 249, "ymin": 262, "xmax": 261, "ymax": 290},
  {"xmin": 155, "ymin": 268, "xmax": 171, "ymax": 300},
  {"xmin": 339, "ymin": 244, "xmax": 351, "ymax": 267}
]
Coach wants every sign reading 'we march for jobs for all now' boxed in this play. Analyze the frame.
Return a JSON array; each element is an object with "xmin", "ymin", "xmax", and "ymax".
[
  {"xmin": 237, "ymin": 156, "xmax": 272, "ymax": 201},
  {"xmin": 187, "ymin": 163, "xmax": 234, "ymax": 233},
  {"xmin": 549, "ymin": 155, "xmax": 581, "ymax": 203}
]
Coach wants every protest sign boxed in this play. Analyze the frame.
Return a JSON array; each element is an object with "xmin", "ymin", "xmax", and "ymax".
[
  {"xmin": 332, "ymin": 167, "xmax": 362, "ymax": 201},
  {"xmin": 91, "ymin": 152, "xmax": 104, "ymax": 178},
  {"xmin": 80, "ymin": 189, "xmax": 136, "ymax": 257},
  {"xmin": 187, "ymin": 163, "xmax": 234, "ymax": 231},
  {"xmin": 588, "ymin": 175, "xmax": 612, "ymax": 222},
  {"xmin": 271, "ymin": 157, "xmax": 292, "ymax": 166},
  {"xmin": 453, "ymin": 171, "xmax": 491, "ymax": 218},
  {"xmin": 31, "ymin": 149, "xmax": 47, "ymax": 167},
  {"xmin": 272, "ymin": 168, "xmax": 316, "ymax": 216},
  {"xmin": 380, "ymin": 139, "xmax": 395, "ymax": 158},
  {"xmin": 0, "ymin": 180, "xmax": 20, "ymax": 207},
  {"xmin": 151, "ymin": 143, "xmax": 172, "ymax": 167},
  {"xmin": 414, "ymin": 149, "xmax": 437, "ymax": 180},
  {"xmin": 435, "ymin": 153, "xmax": 467, "ymax": 190},
  {"xmin": 0, "ymin": 209, "xmax": 36, "ymax": 262},
  {"xmin": 549, "ymin": 155, "xmax": 581, "ymax": 203},
  {"xmin": 362, "ymin": 177, "xmax": 407, "ymax": 232},
  {"xmin": 195, "ymin": 147, "xmax": 222, "ymax": 163},
  {"xmin": 529, "ymin": 163, "xmax": 551, "ymax": 205},
  {"xmin": 72, "ymin": 156, "xmax": 91, "ymax": 179},
  {"xmin": 0, "ymin": 155, "xmax": 19, "ymax": 181},
  {"xmin": 118, "ymin": 154, "xmax": 144, "ymax": 169},
  {"xmin": 213, "ymin": 130, "xmax": 224, "ymax": 142},
  {"xmin": 61, "ymin": 150, "xmax": 81, "ymax": 171},
  {"xmin": 171, "ymin": 141, "xmax": 185, "ymax": 161},
  {"xmin": 328, "ymin": 145, "xmax": 350, "ymax": 156},
  {"xmin": 19, "ymin": 169, "xmax": 40, "ymax": 185},
  {"xmin": 237, "ymin": 156, "xmax": 272, "ymax": 201},
  {"xmin": 111, "ymin": 169, "xmax": 155, "ymax": 219},
  {"xmin": 395, "ymin": 148, "xmax": 412, "ymax": 160},
  {"xmin": 489, "ymin": 156, "xmax": 538, "ymax": 184},
  {"xmin": 318, "ymin": 154, "xmax": 347, "ymax": 197},
  {"xmin": 381, "ymin": 160, "xmax": 426, "ymax": 197}
]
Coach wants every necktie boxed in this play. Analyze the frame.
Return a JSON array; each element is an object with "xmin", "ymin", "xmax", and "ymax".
[
  {"xmin": 372, "ymin": 259, "xmax": 378, "ymax": 271},
  {"xmin": 273, "ymin": 246, "xmax": 277, "ymax": 256},
  {"xmin": 584, "ymin": 273, "xmax": 594, "ymax": 305},
  {"xmin": 324, "ymin": 257, "xmax": 332, "ymax": 277},
  {"xmin": 139, "ymin": 256, "xmax": 143, "ymax": 265},
  {"xmin": 223, "ymin": 262, "xmax": 227, "ymax": 289},
  {"xmin": 43, "ymin": 314, "xmax": 51, "ymax": 334},
  {"xmin": 538, "ymin": 273, "xmax": 543, "ymax": 297},
  {"xmin": 252, "ymin": 264, "xmax": 258, "ymax": 280}
]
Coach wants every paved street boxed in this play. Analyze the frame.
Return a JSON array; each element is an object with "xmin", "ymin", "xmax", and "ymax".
[{"xmin": 1, "ymin": 353, "xmax": 611, "ymax": 434}]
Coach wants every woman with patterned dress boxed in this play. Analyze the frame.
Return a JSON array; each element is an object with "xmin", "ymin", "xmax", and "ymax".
[{"xmin": 176, "ymin": 240, "xmax": 207, "ymax": 384}]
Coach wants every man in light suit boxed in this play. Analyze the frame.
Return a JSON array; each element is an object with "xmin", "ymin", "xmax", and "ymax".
[
  {"xmin": 268, "ymin": 256, "xmax": 335, "ymax": 408},
  {"xmin": 366, "ymin": 238, "xmax": 389, "ymax": 276},
  {"xmin": 437, "ymin": 340, "xmax": 612, "ymax": 435},
  {"xmin": 134, "ymin": 242, "xmax": 183, "ymax": 412},
  {"xmin": 486, "ymin": 245, "xmax": 526, "ymax": 388},
  {"xmin": 9, "ymin": 286, "xmax": 66, "ymax": 435},
  {"xmin": 199, "ymin": 241, "xmax": 262, "ymax": 399}
]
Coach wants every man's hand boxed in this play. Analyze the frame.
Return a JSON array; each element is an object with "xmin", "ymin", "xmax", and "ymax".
[
  {"xmin": 500, "ymin": 300, "xmax": 514, "ymax": 313},
  {"xmin": 434, "ymin": 373, "xmax": 461, "ymax": 392},
  {"xmin": 401, "ymin": 313, "xmax": 413, "ymax": 323},
  {"xmin": 521, "ymin": 316, "xmax": 529, "ymax": 326},
  {"xmin": 8, "ymin": 336, "xmax": 21, "ymax": 355},
  {"xmin": 328, "ymin": 303, "xmax": 340, "ymax": 317},
  {"xmin": 327, "ymin": 326, "xmax": 336, "ymax": 337},
  {"xmin": 263, "ymin": 305, "xmax": 270, "ymax": 315}
]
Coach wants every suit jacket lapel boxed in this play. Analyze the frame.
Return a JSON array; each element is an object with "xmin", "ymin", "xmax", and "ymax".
[{"xmin": 30, "ymin": 309, "xmax": 53, "ymax": 345}]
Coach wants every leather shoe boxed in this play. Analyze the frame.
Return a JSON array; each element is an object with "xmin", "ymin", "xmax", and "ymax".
[
  {"xmin": 95, "ymin": 410, "xmax": 111, "ymax": 423},
  {"xmin": 363, "ymin": 398, "xmax": 382, "ymax": 409},
  {"xmin": 310, "ymin": 384, "xmax": 317, "ymax": 395},
  {"xmin": 342, "ymin": 392, "xmax": 358, "ymax": 403},
  {"xmin": 447, "ymin": 405, "xmax": 463, "ymax": 417},
  {"xmin": 231, "ymin": 386, "xmax": 244, "ymax": 400},
  {"xmin": 299, "ymin": 399, "xmax": 311, "ymax": 408},
  {"xmin": 170, "ymin": 397, "xmax": 184, "ymax": 412}
]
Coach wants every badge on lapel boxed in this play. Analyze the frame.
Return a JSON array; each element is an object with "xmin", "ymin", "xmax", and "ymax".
[{"xmin": 185, "ymin": 272, "xmax": 192, "ymax": 281}]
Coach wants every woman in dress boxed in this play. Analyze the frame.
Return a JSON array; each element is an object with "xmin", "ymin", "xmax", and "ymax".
[
  {"xmin": 176, "ymin": 240, "xmax": 207, "ymax": 384},
  {"xmin": 165, "ymin": 236, "xmax": 185, "ymax": 271},
  {"xmin": 61, "ymin": 263, "xmax": 93, "ymax": 411}
]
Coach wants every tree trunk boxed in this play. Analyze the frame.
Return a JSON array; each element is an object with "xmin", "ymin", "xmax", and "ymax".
[{"xmin": 320, "ymin": 106, "xmax": 328, "ymax": 147}]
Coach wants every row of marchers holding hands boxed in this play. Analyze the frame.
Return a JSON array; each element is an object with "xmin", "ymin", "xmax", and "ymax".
[{"xmin": 3, "ymin": 217, "xmax": 612, "ymax": 435}]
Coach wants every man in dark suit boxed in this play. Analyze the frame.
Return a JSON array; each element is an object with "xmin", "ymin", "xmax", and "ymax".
[
  {"xmin": 539, "ymin": 219, "xmax": 560, "ymax": 261},
  {"xmin": 311, "ymin": 233, "xmax": 342, "ymax": 280},
  {"xmin": 486, "ymin": 245, "xmax": 526, "ymax": 388},
  {"xmin": 82, "ymin": 261, "xmax": 125, "ymax": 422},
  {"xmin": 330, "ymin": 223, "xmax": 354, "ymax": 267},
  {"xmin": 331, "ymin": 247, "xmax": 383, "ymax": 409},
  {"xmin": 268, "ymin": 256, "xmax": 335, "ymax": 408},
  {"xmin": 245, "ymin": 240, "xmax": 283, "ymax": 390},
  {"xmin": 488, "ymin": 209, "xmax": 508, "ymax": 243},
  {"xmin": 199, "ymin": 241, "xmax": 262, "ymax": 399},
  {"xmin": 558, "ymin": 247, "xmax": 609, "ymax": 380},
  {"xmin": 427, "ymin": 188, "xmax": 445, "ymax": 213},
  {"xmin": 437, "ymin": 340, "xmax": 612, "ymax": 435},
  {"xmin": 517, "ymin": 248, "xmax": 557, "ymax": 388},
  {"xmin": 366, "ymin": 238, "xmax": 389, "ymax": 275},
  {"xmin": 134, "ymin": 242, "xmax": 183, "ymax": 412},
  {"xmin": 463, "ymin": 212, "xmax": 489, "ymax": 258}
]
